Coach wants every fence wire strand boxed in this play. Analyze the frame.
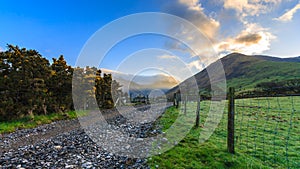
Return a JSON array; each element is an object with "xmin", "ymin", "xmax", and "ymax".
[{"xmin": 234, "ymin": 94, "xmax": 299, "ymax": 168}]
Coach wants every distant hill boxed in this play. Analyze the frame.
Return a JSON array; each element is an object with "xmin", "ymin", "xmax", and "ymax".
[
  {"xmin": 252, "ymin": 55, "xmax": 300, "ymax": 63},
  {"xmin": 101, "ymin": 68, "xmax": 179, "ymax": 97},
  {"xmin": 168, "ymin": 53, "xmax": 300, "ymax": 95}
]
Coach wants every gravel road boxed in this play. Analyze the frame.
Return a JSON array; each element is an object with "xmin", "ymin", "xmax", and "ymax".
[{"xmin": 0, "ymin": 104, "xmax": 170, "ymax": 168}]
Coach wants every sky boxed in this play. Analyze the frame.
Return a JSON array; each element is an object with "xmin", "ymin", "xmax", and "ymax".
[{"xmin": 1, "ymin": 0, "xmax": 300, "ymax": 79}]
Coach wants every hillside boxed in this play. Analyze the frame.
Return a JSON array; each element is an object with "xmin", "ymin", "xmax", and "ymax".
[{"xmin": 168, "ymin": 53, "xmax": 300, "ymax": 94}]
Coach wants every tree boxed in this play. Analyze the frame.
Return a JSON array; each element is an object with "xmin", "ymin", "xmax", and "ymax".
[
  {"xmin": 0, "ymin": 45, "xmax": 50, "ymax": 120},
  {"xmin": 48, "ymin": 55, "xmax": 73, "ymax": 113}
]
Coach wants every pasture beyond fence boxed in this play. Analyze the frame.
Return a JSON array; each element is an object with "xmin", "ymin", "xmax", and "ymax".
[
  {"xmin": 177, "ymin": 88, "xmax": 300, "ymax": 168},
  {"xmin": 233, "ymin": 92, "xmax": 300, "ymax": 168}
]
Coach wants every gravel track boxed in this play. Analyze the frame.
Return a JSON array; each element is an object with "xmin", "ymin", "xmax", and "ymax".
[{"xmin": 0, "ymin": 104, "xmax": 170, "ymax": 168}]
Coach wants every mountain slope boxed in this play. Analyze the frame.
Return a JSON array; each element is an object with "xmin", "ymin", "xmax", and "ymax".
[{"xmin": 168, "ymin": 53, "xmax": 300, "ymax": 94}]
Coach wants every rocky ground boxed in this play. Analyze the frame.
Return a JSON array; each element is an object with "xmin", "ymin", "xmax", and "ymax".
[{"xmin": 0, "ymin": 104, "xmax": 170, "ymax": 168}]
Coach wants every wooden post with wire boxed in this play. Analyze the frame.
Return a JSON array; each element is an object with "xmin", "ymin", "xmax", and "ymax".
[
  {"xmin": 184, "ymin": 95, "xmax": 187, "ymax": 115},
  {"xmin": 195, "ymin": 93, "xmax": 201, "ymax": 127},
  {"xmin": 228, "ymin": 87, "xmax": 235, "ymax": 154}
]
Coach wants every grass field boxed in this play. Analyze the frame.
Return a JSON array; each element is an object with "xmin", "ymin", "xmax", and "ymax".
[
  {"xmin": 148, "ymin": 96, "xmax": 300, "ymax": 168},
  {"xmin": 0, "ymin": 111, "xmax": 87, "ymax": 134},
  {"xmin": 234, "ymin": 96, "xmax": 300, "ymax": 168}
]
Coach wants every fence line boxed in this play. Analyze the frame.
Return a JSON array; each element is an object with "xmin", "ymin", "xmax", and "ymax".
[
  {"xmin": 233, "ymin": 91, "xmax": 300, "ymax": 168},
  {"xmin": 173, "ymin": 89, "xmax": 299, "ymax": 168}
]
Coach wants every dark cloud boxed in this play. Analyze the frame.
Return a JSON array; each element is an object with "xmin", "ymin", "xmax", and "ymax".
[{"xmin": 235, "ymin": 33, "xmax": 262, "ymax": 45}]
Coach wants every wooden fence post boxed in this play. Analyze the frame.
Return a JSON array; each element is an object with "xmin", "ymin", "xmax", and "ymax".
[
  {"xmin": 184, "ymin": 95, "xmax": 187, "ymax": 115},
  {"xmin": 228, "ymin": 87, "xmax": 235, "ymax": 154},
  {"xmin": 173, "ymin": 92, "xmax": 180, "ymax": 108},
  {"xmin": 173, "ymin": 93, "xmax": 177, "ymax": 107},
  {"xmin": 195, "ymin": 94, "xmax": 201, "ymax": 127},
  {"xmin": 176, "ymin": 94, "xmax": 179, "ymax": 108}
]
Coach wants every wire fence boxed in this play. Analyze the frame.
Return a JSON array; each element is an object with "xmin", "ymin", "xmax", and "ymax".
[
  {"xmin": 233, "ymin": 94, "xmax": 300, "ymax": 168},
  {"xmin": 177, "ymin": 88, "xmax": 299, "ymax": 168}
]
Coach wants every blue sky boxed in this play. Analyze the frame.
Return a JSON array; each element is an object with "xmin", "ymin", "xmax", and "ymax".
[
  {"xmin": 1, "ymin": 0, "xmax": 300, "ymax": 78},
  {"xmin": 0, "ymin": 0, "xmax": 161, "ymax": 66}
]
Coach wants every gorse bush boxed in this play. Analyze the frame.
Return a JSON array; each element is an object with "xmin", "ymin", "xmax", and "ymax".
[{"xmin": 0, "ymin": 45, "xmax": 122, "ymax": 121}]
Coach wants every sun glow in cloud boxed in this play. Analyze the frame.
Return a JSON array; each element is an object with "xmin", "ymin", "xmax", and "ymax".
[
  {"xmin": 162, "ymin": 0, "xmax": 221, "ymax": 72},
  {"xmin": 217, "ymin": 23, "xmax": 276, "ymax": 55},
  {"xmin": 164, "ymin": 0, "xmax": 220, "ymax": 42}
]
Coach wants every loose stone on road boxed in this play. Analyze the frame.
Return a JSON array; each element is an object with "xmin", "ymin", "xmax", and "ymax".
[{"xmin": 0, "ymin": 104, "xmax": 171, "ymax": 168}]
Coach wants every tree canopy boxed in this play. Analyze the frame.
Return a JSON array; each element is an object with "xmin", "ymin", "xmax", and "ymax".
[{"xmin": 0, "ymin": 45, "xmax": 122, "ymax": 121}]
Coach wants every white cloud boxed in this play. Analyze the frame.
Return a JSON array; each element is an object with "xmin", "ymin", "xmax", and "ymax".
[
  {"xmin": 216, "ymin": 23, "xmax": 276, "ymax": 55},
  {"xmin": 274, "ymin": 3, "xmax": 300, "ymax": 22},
  {"xmin": 215, "ymin": 0, "xmax": 280, "ymax": 56},
  {"xmin": 164, "ymin": 0, "xmax": 220, "ymax": 41},
  {"xmin": 163, "ymin": 0, "xmax": 222, "ymax": 70},
  {"xmin": 187, "ymin": 60, "xmax": 205, "ymax": 71},
  {"xmin": 157, "ymin": 54, "xmax": 177, "ymax": 60},
  {"xmin": 224, "ymin": 0, "xmax": 282, "ymax": 20},
  {"xmin": 0, "ymin": 46, "xmax": 3, "ymax": 52}
]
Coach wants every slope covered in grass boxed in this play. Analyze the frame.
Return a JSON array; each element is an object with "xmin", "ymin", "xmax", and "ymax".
[{"xmin": 168, "ymin": 53, "xmax": 300, "ymax": 95}]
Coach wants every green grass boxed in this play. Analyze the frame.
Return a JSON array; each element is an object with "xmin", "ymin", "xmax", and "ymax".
[
  {"xmin": 227, "ymin": 61, "xmax": 300, "ymax": 91},
  {"xmin": 0, "ymin": 110, "xmax": 87, "ymax": 134},
  {"xmin": 148, "ymin": 96, "xmax": 300, "ymax": 168},
  {"xmin": 234, "ymin": 96, "xmax": 300, "ymax": 168}
]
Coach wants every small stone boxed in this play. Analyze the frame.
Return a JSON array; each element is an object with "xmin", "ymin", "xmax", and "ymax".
[
  {"xmin": 54, "ymin": 145, "xmax": 62, "ymax": 149},
  {"xmin": 125, "ymin": 145, "xmax": 131, "ymax": 149},
  {"xmin": 82, "ymin": 162, "xmax": 92, "ymax": 168},
  {"xmin": 162, "ymin": 137, "xmax": 168, "ymax": 143},
  {"xmin": 65, "ymin": 164, "xmax": 75, "ymax": 168},
  {"xmin": 22, "ymin": 159, "xmax": 28, "ymax": 163},
  {"xmin": 136, "ymin": 138, "xmax": 144, "ymax": 142}
]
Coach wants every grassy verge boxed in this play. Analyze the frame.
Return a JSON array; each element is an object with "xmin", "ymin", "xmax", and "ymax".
[
  {"xmin": 147, "ymin": 101, "xmax": 287, "ymax": 169},
  {"xmin": 0, "ymin": 110, "xmax": 87, "ymax": 134}
]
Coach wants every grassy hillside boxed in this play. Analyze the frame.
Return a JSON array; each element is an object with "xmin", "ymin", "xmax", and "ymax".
[
  {"xmin": 224, "ymin": 53, "xmax": 300, "ymax": 90},
  {"xmin": 168, "ymin": 53, "xmax": 300, "ymax": 95}
]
